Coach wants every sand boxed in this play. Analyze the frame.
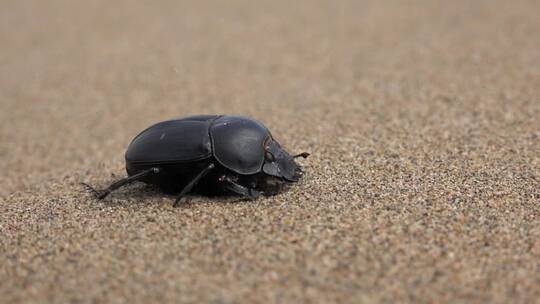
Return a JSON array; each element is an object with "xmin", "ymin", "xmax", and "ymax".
[{"xmin": 1, "ymin": 0, "xmax": 539, "ymax": 303}]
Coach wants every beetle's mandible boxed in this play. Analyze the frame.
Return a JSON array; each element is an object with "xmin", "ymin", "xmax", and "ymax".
[{"xmin": 83, "ymin": 115, "xmax": 309, "ymax": 207}]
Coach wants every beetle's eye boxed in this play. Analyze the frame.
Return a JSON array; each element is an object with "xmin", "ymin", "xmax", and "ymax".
[{"xmin": 265, "ymin": 151, "xmax": 275, "ymax": 161}]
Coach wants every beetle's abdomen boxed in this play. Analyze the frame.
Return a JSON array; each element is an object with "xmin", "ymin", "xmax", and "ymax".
[{"xmin": 125, "ymin": 118, "xmax": 214, "ymax": 164}]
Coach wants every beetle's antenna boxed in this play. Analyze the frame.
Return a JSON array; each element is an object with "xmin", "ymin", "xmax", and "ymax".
[
  {"xmin": 82, "ymin": 167, "xmax": 160, "ymax": 200},
  {"xmin": 293, "ymin": 152, "xmax": 310, "ymax": 159},
  {"xmin": 173, "ymin": 163, "xmax": 215, "ymax": 207}
]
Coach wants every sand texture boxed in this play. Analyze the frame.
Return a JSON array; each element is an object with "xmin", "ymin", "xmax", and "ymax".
[{"xmin": 1, "ymin": 0, "xmax": 539, "ymax": 303}]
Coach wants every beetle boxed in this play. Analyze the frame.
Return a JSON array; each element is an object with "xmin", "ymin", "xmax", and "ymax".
[{"xmin": 83, "ymin": 115, "xmax": 309, "ymax": 207}]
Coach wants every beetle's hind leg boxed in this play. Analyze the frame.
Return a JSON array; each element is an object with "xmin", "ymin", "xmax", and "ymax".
[
  {"xmin": 82, "ymin": 167, "xmax": 161, "ymax": 200},
  {"xmin": 81, "ymin": 182, "xmax": 103, "ymax": 198}
]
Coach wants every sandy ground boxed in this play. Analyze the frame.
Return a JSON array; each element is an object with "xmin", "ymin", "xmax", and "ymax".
[{"xmin": 1, "ymin": 0, "xmax": 539, "ymax": 303}]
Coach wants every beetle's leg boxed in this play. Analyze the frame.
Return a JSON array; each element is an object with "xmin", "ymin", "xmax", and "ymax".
[
  {"xmin": 173, "ymin": 163, "xmax": 215, "ymax": 207},
  {"xmin": 81, "ymin": 182, "xmax": 102, "ymax": 197},
  {"xmin": 293, "ymin": 152, "xmax": 310, "ymax": 159},
  {"xmin": 82, "ymin": 167, "xmax": 160, "ymax": 200},
  {"xmin": 219, "ymin": 176, "xmax": 261, "ymax": 200}
]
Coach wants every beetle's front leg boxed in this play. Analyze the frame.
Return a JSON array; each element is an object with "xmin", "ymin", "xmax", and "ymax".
[{"xmin": 218, "ymin": 175, "xmax": 260, "ymax": 200}]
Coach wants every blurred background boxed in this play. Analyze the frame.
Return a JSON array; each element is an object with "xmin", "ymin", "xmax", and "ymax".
[{"xmin": 1, "ymin": 0, "xmax": 539, "ymax": 302}]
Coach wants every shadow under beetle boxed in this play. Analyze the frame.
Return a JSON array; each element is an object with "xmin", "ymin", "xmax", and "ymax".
[{"xmin": 83, "ymin": 115, "xmax": 309, "ymax": 207}]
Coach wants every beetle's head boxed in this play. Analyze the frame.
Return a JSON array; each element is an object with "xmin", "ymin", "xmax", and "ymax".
[{"xmin": 262, "ymin": 138, "xmax": 303, "ymax": 182}]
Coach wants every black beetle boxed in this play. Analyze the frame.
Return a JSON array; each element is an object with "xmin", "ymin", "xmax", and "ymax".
[{"xmin": 84, "ymin": 115, "xmax": 309, "ymax": 207}]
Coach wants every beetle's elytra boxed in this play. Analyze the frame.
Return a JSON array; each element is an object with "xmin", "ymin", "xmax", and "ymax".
[{"xmin": 84, "ymin": 115, "xmax": 309, "ymax": 207}]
